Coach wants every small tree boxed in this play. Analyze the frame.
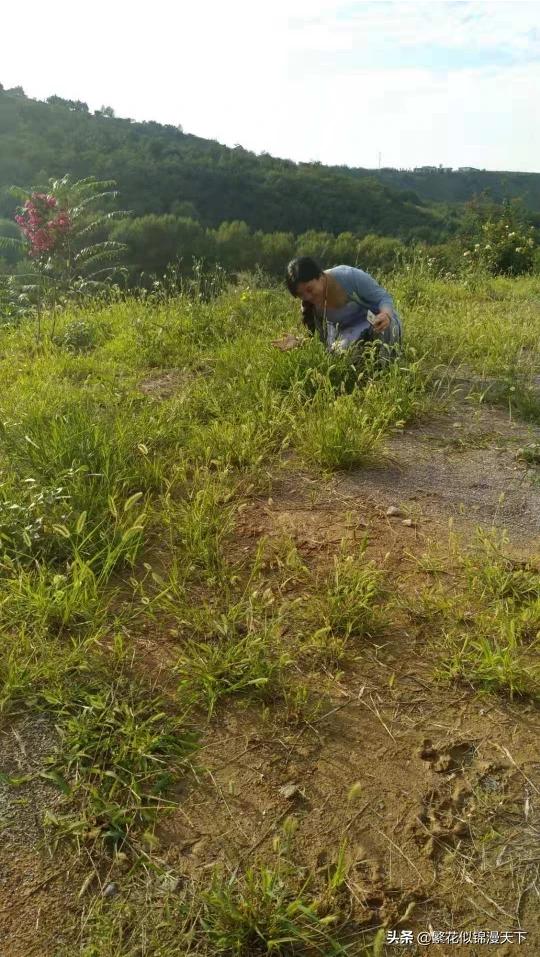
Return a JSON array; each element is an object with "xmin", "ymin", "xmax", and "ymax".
[{"xmin": 0, "ymin": 174, "xmax": 128, "ymax": 330}]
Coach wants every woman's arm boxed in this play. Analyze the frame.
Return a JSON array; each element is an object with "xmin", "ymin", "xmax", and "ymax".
[
  {"xmin": 349, "ymin": 268, "xmax": 394, "ymax": 313},
  {"xmin": 346, "ymin": 267, "xmax": 395, "ymax": 333}
]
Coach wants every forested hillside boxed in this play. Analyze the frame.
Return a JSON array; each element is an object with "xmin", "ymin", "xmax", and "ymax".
[
  {"xmin": 0, "ymin": 88, "xmax": 456, "ymax": 243},
  {"xmin": 348, "ymin": 166, "xmax": 540, "ymax": 218}
]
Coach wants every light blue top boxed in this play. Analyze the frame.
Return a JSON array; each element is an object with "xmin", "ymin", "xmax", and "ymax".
[{"xmin": 315, "ymin": 265, "xmax": 401, "ymax": 350}]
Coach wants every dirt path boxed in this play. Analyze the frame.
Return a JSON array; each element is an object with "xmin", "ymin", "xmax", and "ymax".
[{"xmin": 339, "ymin": 400, "xmax": 540, "ymax": 547}]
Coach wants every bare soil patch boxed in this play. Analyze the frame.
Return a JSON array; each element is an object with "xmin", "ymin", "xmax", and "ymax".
[{"xmin": 338, "ymin": 400, "xmax": 540, "ymax": 546}]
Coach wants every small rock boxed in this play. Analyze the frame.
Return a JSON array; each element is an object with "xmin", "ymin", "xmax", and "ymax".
[
  {"xmin": 480, "ymin": 775, "xmax": 501, "ymax": 793},
  {"xmin": 279, "ymin": 782, "xmax": 301, "ymax": 800},
  {"xmin": 386, "ymin": 506, "xmax": 403, "ymax": 517},
  {"xmin": 103, "ymin": 882, "xmax": 118, "ymax": 899},
  {"xmin": 402, "ymin": 518, "xmax": 414, "ymax": 527}
]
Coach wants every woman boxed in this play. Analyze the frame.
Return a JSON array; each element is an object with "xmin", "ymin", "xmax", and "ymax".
[{"xmin": 285, "ymin": 256, "xmax": 402, "ymax": 358}]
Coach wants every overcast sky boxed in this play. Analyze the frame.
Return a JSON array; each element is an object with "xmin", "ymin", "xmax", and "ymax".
[{"xmin": 2, "ymin": 0, "xmax": 539, "ymax": 172}]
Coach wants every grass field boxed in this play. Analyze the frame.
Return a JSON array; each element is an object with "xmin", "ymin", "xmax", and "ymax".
[{"xmin": 0, "ymin": 268, "xmax": 539, "ymax": 955}]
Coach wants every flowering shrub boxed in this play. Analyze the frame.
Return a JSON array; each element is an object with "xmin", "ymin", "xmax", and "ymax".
[
  {"xmin": 2, "ymin": 175, "xmax": 128, "ymax": 328},
  {"xmin": 14, "ymin": 192, "xmax": 71, "ymax": 258},
  {"xmin": 463, "ymin": 215, "xmax": 536, "ymax": 276}
]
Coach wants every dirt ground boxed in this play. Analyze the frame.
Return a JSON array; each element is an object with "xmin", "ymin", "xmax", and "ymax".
[{"xmin": 1, "ymin": 394, "xmax": 539, "ymax": 956}]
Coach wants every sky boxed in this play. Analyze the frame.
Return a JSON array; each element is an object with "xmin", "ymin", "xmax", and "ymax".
[{"xmin": 2, "ymin": 0, "xmax": 539, "ymax": 172}]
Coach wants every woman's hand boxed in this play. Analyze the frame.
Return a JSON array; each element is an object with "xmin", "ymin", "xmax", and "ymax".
[{"xmin": 372, "ymin": 311, "xmax": 391, "ymax": 333}]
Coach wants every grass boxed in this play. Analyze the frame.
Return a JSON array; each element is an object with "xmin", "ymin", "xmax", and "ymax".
[
  {"xmin": 175, "ymin": 628, "xmax": 290, "ymax": 717},
  {"xmin": 296, "ymin": 544, "xmax": 385, "ymax": 668},
  {"xmin": 74, "ymin": 861, "xmax": 379, "ymax": 957},
  {"xmin": 44, "ymin": 680, "xmax": 199, "ymax": 848},
  {"xmin": 200, "ymin": 865, "xmax": 350, "ymax": 955},
  {"xmin": 406, "ymin": 530, "xmax": 540, "ymax": 700},
  {"xmin": 1, "ymin": 268, "xmax": 540, "ymax": 952}
]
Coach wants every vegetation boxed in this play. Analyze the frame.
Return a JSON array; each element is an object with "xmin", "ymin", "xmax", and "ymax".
[
  {"xmin": 0, "ymin": 174, "xmax": 127, "ymax": 324},
  {"xmin": 1, "ymin": 89, "xmax": 538, "ymax": 296},
  {"xmin": 0, "ymin": 264, "xmax": 537, "ymax": 950},
  {"xmin": 0, "ymin": 88, "xmax": 455, "ymax": 242}
]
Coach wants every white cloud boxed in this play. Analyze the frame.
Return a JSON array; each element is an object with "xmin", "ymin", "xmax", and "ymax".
[{"xmin": 286, "ymin": 2, "xmax": 540, "ymax": 56}]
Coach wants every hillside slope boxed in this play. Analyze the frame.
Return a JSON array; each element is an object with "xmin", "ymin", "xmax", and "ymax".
[{"xmin": 0, "ymin": 90, "xmax": 454, "ymax": 241}]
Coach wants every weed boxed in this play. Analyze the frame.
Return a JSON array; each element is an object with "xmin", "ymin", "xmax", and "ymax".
[
  {"xmin": 162, "ymin": 476, "xmax": 237, "ymax": 581},
  {"xmin": 307, "ymin": 545, "xmax": 384, "ymax": 642},
  {"xmin": 176, "ymin": 630, "xmax": 290, "ymax": 716},
  {"xmin": 45, "ymin": 681, "xmax": 199, "ymax": 847},
  {"xmin": 294, "ymin": 378, "xmax": 387, "ymax": 471},
  {"xmin": 438, "ymin": 612, "xmax": 540, "ymax": 700},
  {"xmin": 201, "ymin": 865, "xmax": 348, "ymax": 955}
]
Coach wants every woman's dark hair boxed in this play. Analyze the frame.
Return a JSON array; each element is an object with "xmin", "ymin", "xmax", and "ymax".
[{"xmin": 285, "ymin": 257, "xmax": 323, "ymax": 296}]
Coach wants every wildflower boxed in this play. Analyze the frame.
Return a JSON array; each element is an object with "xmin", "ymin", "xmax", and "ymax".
[
  {"xmin": 463, "ymin": 251, "xmax": 470, "ymax": 257},
  {"xmin": 484, "ymin": 244, "xmax": 491, "ymax": 250}
]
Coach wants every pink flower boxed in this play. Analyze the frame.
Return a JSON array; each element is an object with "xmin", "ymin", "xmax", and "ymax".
[{"xmin": 14, "ymin": 191, "xmax": 71, "ymax": 257}]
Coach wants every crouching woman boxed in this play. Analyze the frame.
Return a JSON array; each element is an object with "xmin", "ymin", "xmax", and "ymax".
[{"xmin": 285, "ymin": 257, "xmax": 402, "ymax": 359}]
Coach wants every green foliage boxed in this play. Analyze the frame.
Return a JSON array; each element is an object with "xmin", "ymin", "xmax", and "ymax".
[
  {"xmin": 293, "ymin": 375, "xmax": 385, "ymax": 470},
  {"xmin": 176, "ymin": 629, "xmax": 289, "ymax": 716},
  {"xmin": 1, "ymin": 89, "xmax": 540, "ymax": 297},
  {"xmin": 317, "ymin": 549, "xmax": 383, "ymax": 640},
  {"xmin": 0, "ymin": 90, "xmax": 450, "ymax": 241},
  {"xmin": 5, "ymin": 174, "xmax": 128, "ymax": 321},
  {"xmin": 463, "ymin": 208, "xmax": 536, "ymax": 276},
  {"xmin": 111, "ymin": 213, "xmax": 207, "ymax": 279},
  {"xmin": 45, "ymin": 681, "xmax": 199, "ymax": 846},
  {"xmin": 411, "ymin": 532, "xmax": 540, "ymax": 701},
  {"xmin": 201, "ymin": 865, "xmax": 347, "ymax": 955},
  {"xmin": 0, "ymin": 272, "xmax": 538, "ymax": 957}
]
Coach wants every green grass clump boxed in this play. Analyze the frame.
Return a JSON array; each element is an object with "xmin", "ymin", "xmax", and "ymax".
[
  {"xmin": 201, "ymin": 866, "xmax": 348, "ymax": 956},
  {"xmin": 310, "ymin": 546, "xmax": 384, "ymax": 641},
  {"xmin": 173, "ymin": 586, "xmax": 291, "ymax": 715},
  {"xmin": 75, "ymin": 857, "xmax": 379, "ymax": 957},
  {"xmin": 294, "ymin": 383, "xmax": 387, "ymax": 471},
  {"xmin": 162, "ymin": 474, "xmax": 237, "ymax": 581},
  {"xmin": 439, "ymin": 610, "xmax": 539, "ymax": 700},
  {"xmin": 0, "ymin": 626, "xmax": 101, "ymax": 713},
  {"xmin": 176, "ymin": 631, "xmax": 290, "ymax": 717},
  {"xmin": 464, "ymin": 531, "xmax": 540, "ymax": 606},
  {"xmin": 411, "ymin": 532, "xmax": 540, "ymax": 700},
  {"xmin": 45, "ymin": 681, "xmax": 199, "ymax": 847}
]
